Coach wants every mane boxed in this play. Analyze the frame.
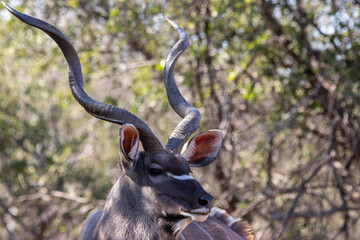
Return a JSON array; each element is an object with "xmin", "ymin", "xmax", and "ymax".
[{"xmin": 208, "ymin": 207, "xmax": 254, "ymax": 240}]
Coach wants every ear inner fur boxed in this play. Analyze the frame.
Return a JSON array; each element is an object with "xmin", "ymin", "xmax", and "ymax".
[
  {"xmin": 182, "ymin": 130, "xmax": 223, "ymax": 167},
  {"xmin": 120, "ymin": 124, "xmax": 139, "ymax": 161}
]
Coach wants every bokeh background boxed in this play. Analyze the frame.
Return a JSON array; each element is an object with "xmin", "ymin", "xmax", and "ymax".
[{"xmin": 0, "ymin": 0, "xmax": 359, "ymax": 239}]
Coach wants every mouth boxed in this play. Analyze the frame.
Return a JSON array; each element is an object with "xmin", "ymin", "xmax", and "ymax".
[{"xmin": 179, "ymin": 207, "xmax": 210, "ymax": 222}]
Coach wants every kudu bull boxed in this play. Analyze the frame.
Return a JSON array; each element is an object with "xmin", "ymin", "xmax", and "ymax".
[{"xmin": 3, "ymin": 2, "xmax": 253, "ymax": 240}]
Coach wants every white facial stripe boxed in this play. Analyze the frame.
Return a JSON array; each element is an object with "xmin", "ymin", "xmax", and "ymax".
[{"xmin": 166, "ymin": 172, "xmax": 194, "ymax": 180}]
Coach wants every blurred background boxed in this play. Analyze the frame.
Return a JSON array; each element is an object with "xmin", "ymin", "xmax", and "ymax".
[{"xmin": 0, "ymin": 0, "xmax": 359, "ymax": 239}]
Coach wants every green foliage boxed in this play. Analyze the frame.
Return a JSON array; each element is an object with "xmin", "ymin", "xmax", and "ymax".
[{"xmin": 0, "ymin": 0, "xmax": 360, "ymax": 239}]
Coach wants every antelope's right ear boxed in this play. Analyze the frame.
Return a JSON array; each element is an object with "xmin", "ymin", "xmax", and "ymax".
[
  {"xmin": 182, "ymin": 130, "xmax": 223, "ymax": 167},
  {"xmin": 119, "ymin": 124, "xmax": 139, "ymax": 168}
]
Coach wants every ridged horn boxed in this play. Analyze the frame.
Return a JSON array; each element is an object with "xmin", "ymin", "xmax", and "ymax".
[
  {"xmin": 164, "ymin": 19, "xmax": 201, "ymax": 152},
  {"xmin": 3, "ymin": 2, "xmax": 164, "ymax": 152}
]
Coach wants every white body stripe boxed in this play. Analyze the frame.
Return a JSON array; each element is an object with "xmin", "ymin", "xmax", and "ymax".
[{"xmin": 193, "ymin": 222, "xmax": 214, "ymax": 240}]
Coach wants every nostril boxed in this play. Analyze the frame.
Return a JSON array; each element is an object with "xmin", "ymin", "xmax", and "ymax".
[{"xmin": 198, "ymin": 196, "xmax": 212, "ymax": 208}]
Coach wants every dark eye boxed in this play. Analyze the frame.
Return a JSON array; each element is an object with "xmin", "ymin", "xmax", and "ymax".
[{"xmin": 149, "ymin": 167, "xmax": 162, "ymax": 176}]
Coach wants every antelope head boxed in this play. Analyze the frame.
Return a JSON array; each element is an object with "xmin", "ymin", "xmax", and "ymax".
[
  {"xmin": 118, "ymin": 124, "xmax": 223, "ymax": 236},
  {"xmin": 3, "ymin": 3, "xmax": 223, "ymax": 238}
]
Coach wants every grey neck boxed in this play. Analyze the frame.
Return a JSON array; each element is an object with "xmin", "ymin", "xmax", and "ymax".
[{"xmin": 98, "ymin": 174, "xmax": 160, "ymax": 240}]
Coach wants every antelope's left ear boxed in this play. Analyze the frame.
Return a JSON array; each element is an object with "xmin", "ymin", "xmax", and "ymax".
[
  {"xmin": 182, "ymin": 130, "xmax": 223, "ymax": 167},
  {"xmin": 119, "ymin": 124, "xmax": 140, "ymax": 169}
]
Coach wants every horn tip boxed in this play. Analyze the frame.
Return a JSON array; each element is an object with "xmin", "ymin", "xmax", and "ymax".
[
  {"xmin": 2, "ymin": 2, "xmax": 16, "ymax": 15},
  {"xmin": 165, "ymin": 18, "xmax": 189, "ymax": 43},
  {"xmin": 165, "ymin": 18, "xmax": 179, "ymax": 30},
  {"xmin": 2, "ymin": 1, "xmax": 9, "ymax": 8}
]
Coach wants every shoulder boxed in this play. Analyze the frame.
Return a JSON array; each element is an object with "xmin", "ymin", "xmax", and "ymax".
[
  {"xmin": 181, "ymin": 207, "xmax": 254, "ymax": 240},
  {"xmin": 208, "ymin": 207, "xmax": 254, "ymax": 240}
]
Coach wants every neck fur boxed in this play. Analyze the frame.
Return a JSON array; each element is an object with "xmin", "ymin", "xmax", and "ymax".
[
  {"xmin": 98, "ymin": 174, "xmax": 160, "ymax": 240},
  {"xmin": 97, "ymin": 174, "xmax": 191, "ymax": 240},
  {"xmin": 158, "ymin": 216, "xmax": 192, "ymax": 240}
]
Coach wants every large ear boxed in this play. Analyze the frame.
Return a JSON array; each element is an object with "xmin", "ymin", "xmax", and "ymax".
[
  {"xmin": 119, "ymin": 124, "xmax": 140, "ymax": 168},
  {"xmin": 182, "ymin": 130, "xmax": 223, "ymax": 167}
]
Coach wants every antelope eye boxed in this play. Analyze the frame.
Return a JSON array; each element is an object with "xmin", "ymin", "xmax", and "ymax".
[{"xmin": 149, "ymin": 164, "xmax": 162, "ymax": 176}]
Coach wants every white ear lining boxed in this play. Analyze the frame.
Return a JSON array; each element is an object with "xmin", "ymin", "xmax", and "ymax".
[
  {"xmin": 181, "ymin": 140, "xmax": 197, "ymax": 162},
  {"xmin": 127, "ymin": 138, "xmax": 139, "ymax": 160}
]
